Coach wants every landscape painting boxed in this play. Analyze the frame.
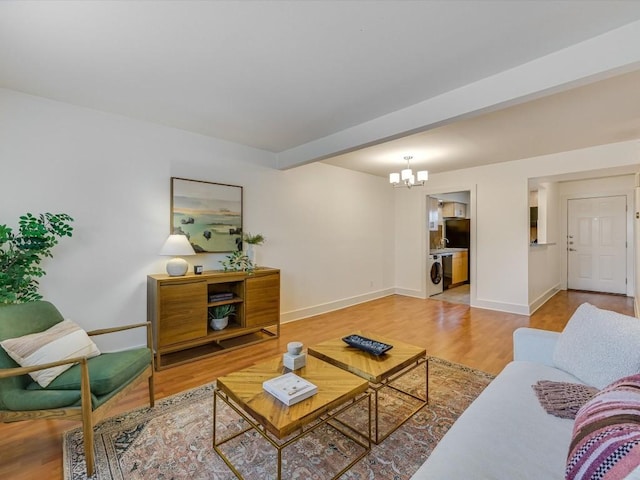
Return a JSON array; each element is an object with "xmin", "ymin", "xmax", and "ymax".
[{"xmin": 171, "ymin": 177, "xmax": 243, "ymax": 253}]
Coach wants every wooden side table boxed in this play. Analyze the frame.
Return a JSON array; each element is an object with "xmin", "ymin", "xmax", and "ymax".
[
  {"xmin": 214, "ymin": 355, "xmax": 371, "ymax": 479},
  {"xmin": 308, "ymin": 331, "xmax": 428, "ymax": 444}
]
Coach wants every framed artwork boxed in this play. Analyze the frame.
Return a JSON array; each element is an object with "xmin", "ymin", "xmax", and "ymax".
[{"xmin": 171, "ymin": 177, "xmax": 243, "ymax": 253}]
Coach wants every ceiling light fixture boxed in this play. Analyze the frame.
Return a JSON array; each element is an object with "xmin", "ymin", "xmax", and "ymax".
[{"xmin": 389, "ymin": 156, "xmax": 428, "ymax": 188}]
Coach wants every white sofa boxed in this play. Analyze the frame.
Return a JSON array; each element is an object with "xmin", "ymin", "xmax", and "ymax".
[{"xmin": 410, "ymin": 303, "xmax": 640, "ymax": 480}]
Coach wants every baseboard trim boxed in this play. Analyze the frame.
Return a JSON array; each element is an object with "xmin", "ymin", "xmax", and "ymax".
[
  {"xmin": 528, "ymin": 284, "xmax": 561, "ymax": 315},
  {"xmin": 470, "ymin": 298, "xmax": 530, "ymax": 316},
  {"xmin": 280, "ymin": 288, "xmax": 395, "ymax": 324},
  {"xmin": 393, "ymin": 287, "xmax": 424, "ymax": 299}
]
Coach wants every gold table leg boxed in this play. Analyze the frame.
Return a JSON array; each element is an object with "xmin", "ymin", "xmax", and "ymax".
[{"xmin": 213, "ymin": 389, "xmax": 372, "ymax": 479}]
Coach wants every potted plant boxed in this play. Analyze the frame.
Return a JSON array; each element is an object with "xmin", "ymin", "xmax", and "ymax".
[
  {"xmin": 243, "ymin": 232, "xmax": 266, "ymax": 265},
  {"xmin": 221, "ymin": 250, "xmax": 254, "ymax": 273},
  {"xmin": 208, "ymin": 304, "xmax": 235, "ymax": 330},
  {"xmin": 0, "ymin": 213, "xmax": 74, "ymax": 304}
]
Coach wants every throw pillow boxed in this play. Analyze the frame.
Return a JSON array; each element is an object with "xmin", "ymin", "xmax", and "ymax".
[
  {"xmin": 566, "ymin": 373, "xmax": 640, "ymax": 480},
  {"xmin": 553, "ymin": 303, "xmax": 640, "ymax": 389},
  {"xmin": 0, "ymin": 319, "xmax": 100, "ymax": 388}
]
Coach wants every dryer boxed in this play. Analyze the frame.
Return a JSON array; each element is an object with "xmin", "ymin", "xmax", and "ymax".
[{"xmin": 428, "ymin": 254, "xmax": 444, "ymax": 296}]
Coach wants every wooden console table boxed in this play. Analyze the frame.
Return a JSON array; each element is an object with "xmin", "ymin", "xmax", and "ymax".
[{"xmin": 147, "ymin": 267, "xmax": 280, "ymax": 370}]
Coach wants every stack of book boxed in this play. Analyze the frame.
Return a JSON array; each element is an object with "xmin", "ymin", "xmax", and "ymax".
[
  {"xmin": 209, "ymin": 292, "xmax": 234, "ymax": 302},
  {"xmin": 263, "ymin": 372, "xmax": 318, "ymax": 406}
]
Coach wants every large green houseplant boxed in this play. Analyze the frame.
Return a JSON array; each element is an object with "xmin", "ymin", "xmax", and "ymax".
[{"xmin": 0, "ymin": 213, "xmax": 74, "ymax": 304}]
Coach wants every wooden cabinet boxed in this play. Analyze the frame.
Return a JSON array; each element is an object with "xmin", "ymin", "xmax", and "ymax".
[
  {"xmin": 148, "ymin": 268, "xmax": 280, "ymax": 370},
  {"xmin": 158, "ymin": 281, "xmax": 207, "ymax": 346},
  {"xmin": 245, "ymin": 274, "xmax": 280, "ymax": 328},
  {"xmin": 451, "ymin": 251, "xmax": 468, "ymax": 284},
  {"xmin": 442, "ymin": 202, "xmax": 466, "ymax": 218}
]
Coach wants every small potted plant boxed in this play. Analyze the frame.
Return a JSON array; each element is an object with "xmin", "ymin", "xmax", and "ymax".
[
  {"xmin": 243, "ymin": 232, "xmax": 266, "ymax": 265},
  {"xmin": 208, "ymin": 304, "xmax": 236, "ymax": 330},
  {"xmin": 221, "ymin": 250, "xmax": 254, "ymax": 273}
]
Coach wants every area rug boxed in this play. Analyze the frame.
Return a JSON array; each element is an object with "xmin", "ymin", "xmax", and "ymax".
[{"xmin": 63, "ymin": 356, "xmax": 494, "ymax": 480}]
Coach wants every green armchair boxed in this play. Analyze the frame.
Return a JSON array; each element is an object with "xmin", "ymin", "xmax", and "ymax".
[{"xmin": 0, "ymin": 301, "xmax": 155, "ymax": 476}]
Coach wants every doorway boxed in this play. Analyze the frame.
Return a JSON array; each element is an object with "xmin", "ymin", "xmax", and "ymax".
[
  {"xmin": 567, "ymin": 196, "xmax": 627, "ymax": 294},
  {"xmin": 426, "ymin": 190, "xmax": 472, "ymax": 305}
]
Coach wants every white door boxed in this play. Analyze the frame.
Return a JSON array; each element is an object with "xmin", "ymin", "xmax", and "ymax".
[{"xmin": 567, "ymin": 196, "xmax": 627, "ymax": 294}]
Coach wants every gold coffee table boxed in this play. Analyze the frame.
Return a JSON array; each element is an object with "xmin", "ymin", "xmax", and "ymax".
[
  {"xmin": 308, "ymin": 332, "xmax": 427, "ymax": 444},
  {"xmin": 214, "ymin": 355, "xmax": 371, "ymax": 479}
]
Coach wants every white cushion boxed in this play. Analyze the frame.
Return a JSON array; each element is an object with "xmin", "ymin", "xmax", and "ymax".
[
  {"xmin": 552, "ymin": 303, "xmax": 640, "ymax": 389},
  {"xmin": 0, "ymin": 319, "xmax": 100, "ymax": 387},
  {"xmin": 411, "ymin": 361, "xmax": 579, "ymax": 480}
]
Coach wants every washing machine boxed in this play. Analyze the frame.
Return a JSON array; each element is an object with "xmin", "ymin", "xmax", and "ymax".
[{"xmin": 427, "ymin": 254, "xmax": 444, "ymax": 296}]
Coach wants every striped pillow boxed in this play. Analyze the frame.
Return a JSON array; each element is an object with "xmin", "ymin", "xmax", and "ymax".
[
  {"xmin": 566, "ymin": 374, "xmax": 640, "ymax": 479},
  {"xmin": 0, "ymin": 319, "xmax": 100, "ymax": 388}
]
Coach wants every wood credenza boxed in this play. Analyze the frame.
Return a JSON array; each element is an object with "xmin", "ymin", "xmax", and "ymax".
[{"xmin": 147, "ymin": 267, "xmax": 280, "ymax": 370}]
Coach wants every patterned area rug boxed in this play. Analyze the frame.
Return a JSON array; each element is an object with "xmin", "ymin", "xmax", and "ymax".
[{"xmin": 63, "ymin": 357, "xmax": 494, "ymax": 479}]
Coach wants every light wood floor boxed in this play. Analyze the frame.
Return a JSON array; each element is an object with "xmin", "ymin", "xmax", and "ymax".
[{"xmin": 0, "ymin": 290, "xmax": 634, "ymax": 479}]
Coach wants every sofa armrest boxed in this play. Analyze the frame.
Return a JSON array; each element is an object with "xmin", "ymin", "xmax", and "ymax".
[{"xmin": 513, "ymin": 328, "xmax": 560, "ymax": 366}]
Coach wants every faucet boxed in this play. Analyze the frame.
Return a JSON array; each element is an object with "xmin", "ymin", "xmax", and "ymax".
[{"xmin": 440, "ymin": 237, "xmax": 449, "ymax": 249}]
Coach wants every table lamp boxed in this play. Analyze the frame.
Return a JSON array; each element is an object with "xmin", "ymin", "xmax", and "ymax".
[{"xmin": 159, "ymin": 234, "xmax": 196, "ymax": 276}]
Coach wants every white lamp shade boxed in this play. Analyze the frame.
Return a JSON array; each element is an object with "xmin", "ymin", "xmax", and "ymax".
[
  {"xmin": 160, "ymin": 234, "xmax": 196, "ymax": 256},
  {"xmin": 417, "ymin": 170, "xmax": 429, "ymax": 182},
  {"xmin": 389, "ymin": 172, "xmax": 400, "ymax": 184},
  {"xmin": 401, "ymin": 168, "xmax": 412, "ymax": 181}
]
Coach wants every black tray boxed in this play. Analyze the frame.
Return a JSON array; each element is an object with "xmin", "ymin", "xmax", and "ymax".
[{"xmin": 342, "ymin": 334, "xmax": 393, "ymax": 356}]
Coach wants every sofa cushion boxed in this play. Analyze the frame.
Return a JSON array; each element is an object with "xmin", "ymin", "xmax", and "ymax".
[
  {"xmin": 0, "ymin": 319, "xmax": 100, "ymax": 388},
  {"xmin": 566, "ymin": 373, "xmax": 640, "ymax": 480},
  {"xmin": 410, "ymin": 361, "xmax": 581, "ymax": 480},
  {"xmin": 553, "ymin": 303, "xmax": 640, "ymax": 389},
  {"xmin": 26, "ymin": 348, "xmax": 151, "ymax": 396}
]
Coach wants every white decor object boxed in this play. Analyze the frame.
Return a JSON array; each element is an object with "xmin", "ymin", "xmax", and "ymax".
[
  {"xmin": 245, "ymin": 244, "xmax": 255, "ymax": 264},
  {"xmin": 287, "ymin": 341, "xmax": 303, "ymax": 355},
  {"xmin": 263, "ymin": 372, "xmax": 317, "ymax": 405},
  {"xmin": 159, "ymin": 234, "xmax": 196, "ymax": 276},
  {"xmin": 283, "ymin": 341, "xmax": 306, "ymax": 370},
  {"xmin": 389, "ymin": 156, "xmax": 428, "ymax": 189},
  {"xmin": 283, "ymin": 352, "xmax": 306, "ymax": 370},
  {"xmin": 210, "ymin": 316, "xmax": 229, "ymax": 331}
]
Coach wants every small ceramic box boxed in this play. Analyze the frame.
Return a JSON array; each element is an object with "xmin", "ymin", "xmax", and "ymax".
[{"xmin": 283, "ymin": 352, "xmax": 306, "ymax": 370}]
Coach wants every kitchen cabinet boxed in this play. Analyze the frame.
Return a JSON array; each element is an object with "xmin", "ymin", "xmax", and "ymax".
[
  {"xmin": 442, "ymin": 202, "xmax": 466, "ymax": 218},
  {"xmin": 452, "ymin": 251, "xmax": 468, "ymax": 284},
  {"xmin": 147, "ymin": 268, "xmax": 280, "ymax": 370},
  {"xmin": 429, "ymin": 196, "xmax": 440, "ymax": 231}
]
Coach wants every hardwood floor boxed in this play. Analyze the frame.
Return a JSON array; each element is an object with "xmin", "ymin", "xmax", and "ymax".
[{"xmin": 0, "ymin": 290, "xmax": 634, "ymax": 479}]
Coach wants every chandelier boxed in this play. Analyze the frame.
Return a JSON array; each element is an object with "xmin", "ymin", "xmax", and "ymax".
[{"xmin": 389, "ymin": 156, "xmax": 428, "ymax": 188}]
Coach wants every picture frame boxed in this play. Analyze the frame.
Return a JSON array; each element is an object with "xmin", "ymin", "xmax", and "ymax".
[{"xmin": 170, "ymin": 177, "xmax": 243, "ymax": 253}]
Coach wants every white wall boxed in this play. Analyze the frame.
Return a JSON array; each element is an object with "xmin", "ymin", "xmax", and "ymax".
[
  {"xmin": 0, "ymin": 89, "xmax": 395, "ymax": 350},
  {"xmin": 528, "ymin": 181, "xmax": 562, "ymax": 312},
  {"xmin": 395, "ymin": 141, "xmax": 640, "ymax": 315}
]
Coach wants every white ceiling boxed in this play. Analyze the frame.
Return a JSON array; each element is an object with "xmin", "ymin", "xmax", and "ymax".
[
  {"xmin": 1, "ymin": 1, "xmax": 640, "ymax": 176},
  {"xmin": 324, "ymin": 69, "xmax": 640, "ymax": 177}
]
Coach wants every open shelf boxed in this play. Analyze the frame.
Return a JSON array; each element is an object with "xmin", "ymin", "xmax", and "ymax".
[{"xmin": 148, "ymin": 268, "xmax": 280, "ymax": 370}]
